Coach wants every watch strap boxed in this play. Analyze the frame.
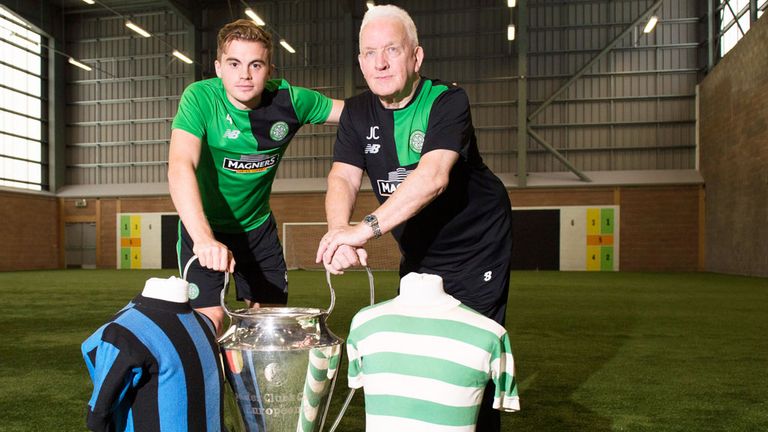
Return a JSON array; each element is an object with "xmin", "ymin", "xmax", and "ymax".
[{"xmin": 363, "ymin": 214, "xmax": 382, "ymax": 239}]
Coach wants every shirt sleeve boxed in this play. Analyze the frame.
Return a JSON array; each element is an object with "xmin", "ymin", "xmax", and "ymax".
[
  {"xmin": 422, "ymin": 87, "xmax": 472, "ymax": 158},
  {"xmin": 332, "ymin": 104, "xmax": 366, "ymax": 169},
  {"xmin": 289, "ymin": 85, "xmax": 333, "ymax": 124},
  {"xmin": 171, "ymin": 84, "xmax": 206, "ymax": 138},
  {"xmin": 82, "ymin": 324, "xmax": 145, "ymax": 431},
  {"xmin": 490, "ymin": 332, "xmax": 520, "ymax": 412}
]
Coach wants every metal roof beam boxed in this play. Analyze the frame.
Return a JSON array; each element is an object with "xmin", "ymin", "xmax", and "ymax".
[{"xmin": 527, "ymin": 0, "xmax": 664, "ymax": 122}]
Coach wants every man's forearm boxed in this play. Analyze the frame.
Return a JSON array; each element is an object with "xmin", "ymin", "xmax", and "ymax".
[
  {"xmin": 364, "ymin": 149, "xmax": 456, "ymax": 235},
  {"xmin": 168, "ymin": 165, "xmax": 213, "ymax": 245},
  {"xmin": 325, "ymin": 172, "xmax": 359, "ymax": 229},
  {"xmin": 368, "ymin": 169, "xmax": 445, "ymax": 235}
]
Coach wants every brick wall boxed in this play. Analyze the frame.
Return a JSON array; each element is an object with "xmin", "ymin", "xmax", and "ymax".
[
  {"xmin": 0, "ymin": 190, "xmax": 60, "ymax": 271},
  {"xmin": 40, "ymin": 184, "xmax": 703, "ymax": 271},
  {"xmin": 699, "ymin": 16, "xmax": 768, "ymax": 277},
  {"xmin": 618, "ymin": 186, "xmax": 701, "ymax": 271},
  {"xmin": 273, "ymin": 186, "xmax": 703, "ymax": 272},
  {"xmin": 0, "ymin": 185, "xmax": 702, "ymax": 271}
]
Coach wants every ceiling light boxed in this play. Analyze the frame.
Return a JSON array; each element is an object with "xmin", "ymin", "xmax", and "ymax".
[
  {"xmin": 0, "ymin": 24, "xmax": 39, "ymax": 46},
  {"xmin": 172, "ymin": 50, "xmax": 193, "ymax": 64},
  {"xmin": 279, "ymin": 39, "xmax": 295, "ymax": 54},
  {"xmin": 125, "ymin": 20, "xmax": 151, "ymax": 38},
  {"xmin": 507, "ymin": 0, "xmax": 516, "ymax": 7},
  {"xmin": 68, "ymin": 57, "xmax": 92, "ymax": 71},
  {"xmin": 507, "ymin": 24, "xmax": 515, "ymax": 41},
  {"xmin": 82, "ymin": 0, "xmax": 95, "ymax": 4},
  {"xmin": 245, "ymin": 8, "xmax": 265, "ymax": 26},
  {"xmin": 643, "ymin": 15, "xmax": 658, "ymax": 33}
]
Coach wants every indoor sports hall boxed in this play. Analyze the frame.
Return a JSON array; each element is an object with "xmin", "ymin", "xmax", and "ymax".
[{"xmin": 0, "ymin": 1, "xmax": 766, "ymax": 431}]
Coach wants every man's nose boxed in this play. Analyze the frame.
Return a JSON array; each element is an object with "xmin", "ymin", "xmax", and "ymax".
[
  {"xmin": 240, "ymin": 67, "xmax": 252, "ymax": 79},
  {"xmin": 374, "ymin": 51, "xmax": 388, "ymax": 70}
]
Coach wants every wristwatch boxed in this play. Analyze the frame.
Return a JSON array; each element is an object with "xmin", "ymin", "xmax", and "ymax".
[{"xmin": 363, "ymin": 214, "xmax": 382, "ymax": 239}]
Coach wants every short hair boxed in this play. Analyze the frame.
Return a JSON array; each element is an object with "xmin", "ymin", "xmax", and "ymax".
[
  {"xmin": 216, "ymin": 19, "xmax": 273, "ymax": 61},
  {"xmin": 359, "ymin": 5, "xmax": 419, "ymax": 50}
]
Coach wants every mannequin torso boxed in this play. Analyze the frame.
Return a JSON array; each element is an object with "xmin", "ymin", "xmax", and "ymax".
[{"xmin": 396, "ymin": 272, "xmax": 457, "ymax": 308}]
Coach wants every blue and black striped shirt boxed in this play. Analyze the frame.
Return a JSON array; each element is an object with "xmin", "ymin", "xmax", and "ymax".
[{"xmin": 82, "ymin": 295, "xmax": 224, "ymax": 431}]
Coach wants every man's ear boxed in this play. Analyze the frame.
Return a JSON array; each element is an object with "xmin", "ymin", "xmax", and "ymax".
[
  {"xmin": 214, "ymin": 59, "xmax": 222, "ymax": 78},
  {"xmin": 413, "ymin": 46, "xmax": 424, "ymax": 74}
]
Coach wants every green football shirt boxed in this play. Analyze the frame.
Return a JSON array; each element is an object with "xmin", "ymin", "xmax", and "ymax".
[{"xmin": 172, "ymin": 77, "xmax": 332, "ymax": 232}]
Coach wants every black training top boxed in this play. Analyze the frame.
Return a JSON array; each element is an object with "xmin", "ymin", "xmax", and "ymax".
[{"xmin": 334, "ymin": 77, "xmax": 512, "ymax": 272}]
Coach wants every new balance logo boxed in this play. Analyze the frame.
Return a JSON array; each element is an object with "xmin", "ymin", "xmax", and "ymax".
[
  {"xmin": 365, "ymin": 144, "xmax": 381, "ymax": 154},
  {"xmin": 223, "ymin": 129, "xmax": 240, "ymax": 139}
]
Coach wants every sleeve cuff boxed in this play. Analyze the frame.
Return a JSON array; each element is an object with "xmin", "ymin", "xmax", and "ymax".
[
  {"xmin": 493, "ymin": 395, "xmax": 521, "ymax": 412},
  {"xmin": 347, "ymin": 375, "xmax": 363, "ymax": 389}
]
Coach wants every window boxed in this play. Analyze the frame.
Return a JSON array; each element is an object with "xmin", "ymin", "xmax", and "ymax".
[
  {"xmin": 720, "ymin": 0, "xmax": 768, "ymax": 56},
  {"xmin": 0, "ymin": 6, "xmax": 45, "ymax": 191}
]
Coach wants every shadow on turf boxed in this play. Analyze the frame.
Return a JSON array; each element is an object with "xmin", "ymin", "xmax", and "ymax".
[{"xmin": 501, "ymin": 283, "xmax": 636, "ymax": 431}]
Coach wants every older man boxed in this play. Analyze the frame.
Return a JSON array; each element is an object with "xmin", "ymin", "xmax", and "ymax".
[{"xmin": 316, "ymin": 5, "xmax": 514, "ymax": 430}]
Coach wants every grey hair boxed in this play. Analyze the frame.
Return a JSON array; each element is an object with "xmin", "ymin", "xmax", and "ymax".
[{"xmin": 359, "ymin": 4, "xmax": 419, "ymax": 49}]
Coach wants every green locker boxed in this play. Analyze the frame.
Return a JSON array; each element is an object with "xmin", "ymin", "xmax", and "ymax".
[
  {"xmin": 601, "ymin": 208, "xmax": 614, "ymax": 235},
  {"xmin": 120, "ymin": 215, "xmax": 131, "ymax": 237},
  {"xmin": 601, "ymin": 246, "xmax": 614, "ymax": 271},
  {"xmin": 121, "ymin": 248, "xmax": 131, "ymax": 269}
]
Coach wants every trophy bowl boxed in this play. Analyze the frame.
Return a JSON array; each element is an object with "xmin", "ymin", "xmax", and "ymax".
[{"xmin": 220, "ymin": 307, "xmax": 343, "ymax": 432}]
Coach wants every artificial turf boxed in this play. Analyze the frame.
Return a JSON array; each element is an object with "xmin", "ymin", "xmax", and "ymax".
[{"xmin": 0, "ymin": 269, "xmax": 765, "ymax": 431}]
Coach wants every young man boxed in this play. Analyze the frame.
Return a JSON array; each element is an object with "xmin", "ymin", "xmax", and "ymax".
[
  {"xmin": 315, "ymin": 6, "xmax": 513, "ymax": 430},
  {"xmin": 169, "ymin": 19, "xmax": 343, "ymax": 334}
]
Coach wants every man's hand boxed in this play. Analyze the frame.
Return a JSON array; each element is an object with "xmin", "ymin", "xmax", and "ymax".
[
  {"xmin": 316, "ymin": 225, "xmax": 371, "ymax": 274},
  {"xmin": 324, "ymin": 245, "xmax": 368, "ymax": 275},
  {"xmin": 193, "ymin": 239, "xmax": 235, "ymax": 273}
]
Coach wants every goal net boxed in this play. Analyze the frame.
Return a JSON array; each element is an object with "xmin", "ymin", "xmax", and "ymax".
[{"xmin": 282, "ymin": 222, "xmax": 401, "ymax": 271}]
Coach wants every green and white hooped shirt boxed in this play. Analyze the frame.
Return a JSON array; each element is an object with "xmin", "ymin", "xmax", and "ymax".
[
  {"xmin": 172, "ymin": 78, "xmax": 332, "ymax": 233},
  {"xmin": 347, "ymin": 296, "xmax": 520, "ymax": 431}
]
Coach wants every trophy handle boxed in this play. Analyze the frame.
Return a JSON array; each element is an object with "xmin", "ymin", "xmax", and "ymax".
[
  {"xmin": 181, "ymin": 255, "xmax": 234, "ymax": 316},
  {"xmin": 182, "ymin": 255, "xmax": 375, "ymax": 318},
  {"xmin": 322, "ymin": 266, "xmax": 376, "ymax": 432},
  {"xmin": 324, "ymin": 266, "xmax": 375, "ymax": 317}
]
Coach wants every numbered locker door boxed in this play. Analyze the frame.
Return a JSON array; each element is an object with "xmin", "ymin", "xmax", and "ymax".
[
  {"xmin": 560, "ymin": 208, "xmax": 586, "ymax": 271},
  {"xmin": 140, "ymin": 214, "xmax": 162, "ymax": 269}
]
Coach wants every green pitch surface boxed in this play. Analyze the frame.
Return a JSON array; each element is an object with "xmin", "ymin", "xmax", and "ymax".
[{"xmin": 0, "ymin": 270, "xmax": 766, "ymax": 431}]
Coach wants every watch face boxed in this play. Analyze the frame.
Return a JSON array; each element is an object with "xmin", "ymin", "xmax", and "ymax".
[{"xmin": 363, "ymin": 214, "xmax": 381, "ymax": 238}]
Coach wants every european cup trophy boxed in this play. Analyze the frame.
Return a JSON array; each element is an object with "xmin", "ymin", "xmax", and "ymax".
[{"xmin": 219, "ymin": 282, "xmax": 343, "ymax": 432}]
